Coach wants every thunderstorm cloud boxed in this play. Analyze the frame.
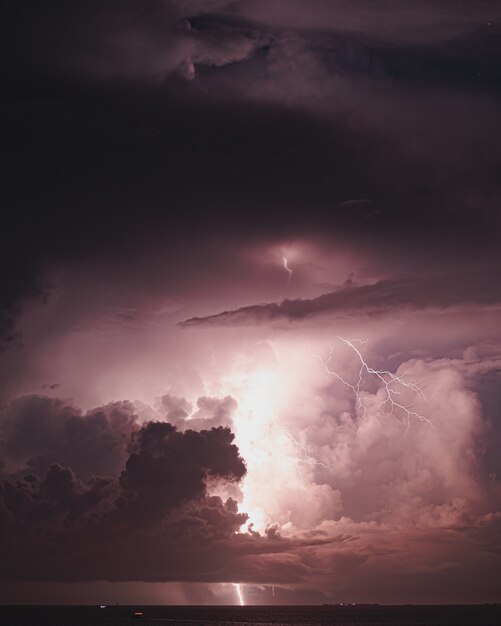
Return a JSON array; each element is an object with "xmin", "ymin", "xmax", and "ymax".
[{"xmin": 1, "ymin": 0, "xmax": 501, "ymax": 605}]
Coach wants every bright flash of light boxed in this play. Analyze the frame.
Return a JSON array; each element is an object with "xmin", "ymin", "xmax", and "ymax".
[
  {"xmin": 217, "ymin": 364, "xmax": 329, "ymax": 531},
  {"xmin": 311, "ymin": 337, "xmax": 432, "ymax": 430},
  {"xmin": 234, "ymin": 583, "xmax": 245, "ymax": 606}
]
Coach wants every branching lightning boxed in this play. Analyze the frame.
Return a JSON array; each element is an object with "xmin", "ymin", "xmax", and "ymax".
[
  {"xmin": 272, "ymin": 336, "xmax": 429, "ymax": 483},
  {"xmin": 231, "ymin": 331, "xmax": 429, "ymax": 530},
  {"xmin": 311, "ymin": 337, "xmax": 431, "ymax": 431},
  {"xmin": 273, "ymin": 421, "xmax": 332, "ymax": 485},
  {"xmin": 234, "ymin": 583, "xmax": 245, "ymax": 606},
  {"xmin": 231, "ymin": 335, "xmax": 429, "ymax": 532}
]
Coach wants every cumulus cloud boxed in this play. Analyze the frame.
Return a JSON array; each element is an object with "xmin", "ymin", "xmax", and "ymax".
[
  {"xmin": 234, "ymin": 349, "xmax": 501, "ymax": 599},
  {"xmin": 156, "ymin": 393, "xmax": 193, "ymax": 425},
  {"xmin": 155, "ymin": 394, "xmax": 237, "ymax": 431},
  {"xmin": 1, "ymin": 347, "xmax": 501, "ymax": 601},
  {"xmin": 0, "ymin": 397, "xmax": 137, "ymax": 480},
  {"xmin": 118, "ymin": 420, "xmax": 245, "ymax": 519},
  {"xmin": 0, "ymin": 397, "xmax": 253, "ymax": 582}
]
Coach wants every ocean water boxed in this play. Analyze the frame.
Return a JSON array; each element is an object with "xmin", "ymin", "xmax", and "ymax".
[{"xmin": 1, "ymin": 605, "xmax": 500, "ymax": 626}]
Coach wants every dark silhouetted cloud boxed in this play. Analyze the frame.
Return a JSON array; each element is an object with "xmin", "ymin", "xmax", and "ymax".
[
  {"xmin": 181, "ymin": 273, "xmax": 501, "ymax": 327},
  {"xmin": 0, "ymin": 396, "xmax": 253, "ymax": 582}
]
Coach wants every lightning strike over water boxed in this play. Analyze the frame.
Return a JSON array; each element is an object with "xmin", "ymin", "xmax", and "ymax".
[
  {"xmin": 312, "ymin": 337, "xmax": 431, "ymax": 430},
  {"xmin": 234, "ymin": 583, "xmax": 245, "ymax": 606}
]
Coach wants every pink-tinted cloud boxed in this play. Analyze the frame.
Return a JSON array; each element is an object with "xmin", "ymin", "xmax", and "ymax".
[
  {"xmin": 1, "ymin": 346, "xmax": 500, "ymax": 602},
  {"xmin": 2, "ymin": 0, "xmax": 501, "ymax": 605}
]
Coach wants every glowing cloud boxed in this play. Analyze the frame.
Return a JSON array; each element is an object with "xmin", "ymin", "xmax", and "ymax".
[{"xmin": 311, "ymin": 337, "xmax": 432, "ymax": 430}]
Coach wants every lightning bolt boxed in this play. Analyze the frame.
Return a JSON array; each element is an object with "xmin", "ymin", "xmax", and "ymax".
[
  {"xmin": 234, "ymin": 583, "xmax": 245, "ymax": 606},
  {"xmin": 272, "ymin": 421, "xmax": 332, "ymax": 487},
  {"xmin": 279, "ymin": 256, "xmax": 293, "ymax": 301},
  {"xmin": 283, "ymin": 255, "xmax": 292, "ymax": 280},
  {"xmin": 311, "ymin": 337, "xmax": 431, "ymax": 431}
]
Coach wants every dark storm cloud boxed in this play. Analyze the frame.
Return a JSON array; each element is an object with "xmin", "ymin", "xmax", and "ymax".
[
  {"xmin": 237, "ymin": 0, "xmax": 501, "ymax": 44},
  {"xmin": 118, "ymin": 420, "xmax": 245, "ymax": 520},
  {"xmin": 0, "ymin": 396, "xmax": 254, "ymax": 582},
  {"xmin": 2, "ymin": 1, "xmax": 501, "ymax": 350},
  {"xmin": 0, "ymin": 394, "xmax": 347, "ymax": 585},
  {"xmin": 1, "ymin": 1, "xmax": 501, "ymax": 353},
  {"xmin": 188, "ymin": 3, "xmax": 501, "ymax": 92},
  {"xmin": 181, "ymin": 272, "xmax": 501, "ymax": 327},
  {"xmin": 0, "ymin": 273, "xmax": 49, "ymax": 351},
  {"xmin": 0, "ymin": 396, "xmax": 137, "ymax": 480}
]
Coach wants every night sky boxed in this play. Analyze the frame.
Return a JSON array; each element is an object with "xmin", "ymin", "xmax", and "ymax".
[{"xmin": 1, "ymin": 0, "xmax": 501, "ymax": 605}]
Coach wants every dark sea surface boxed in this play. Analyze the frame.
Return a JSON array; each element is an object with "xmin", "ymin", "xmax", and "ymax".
[{"xmin": 1, "ymin": 605, "xmax": 501, "ymax": 626}]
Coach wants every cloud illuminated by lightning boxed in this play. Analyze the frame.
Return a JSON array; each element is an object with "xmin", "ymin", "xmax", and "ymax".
[
  {"xmin": 219, "ymin": 366, "xmax": 331, "ymax": 530},
  {"xmin": 311, "ymin": 337, "xmax": 431, "ymax": 430},
  {"xmin": 219, "ymin": 334, "xmax": 429, "ymax": 537}
]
